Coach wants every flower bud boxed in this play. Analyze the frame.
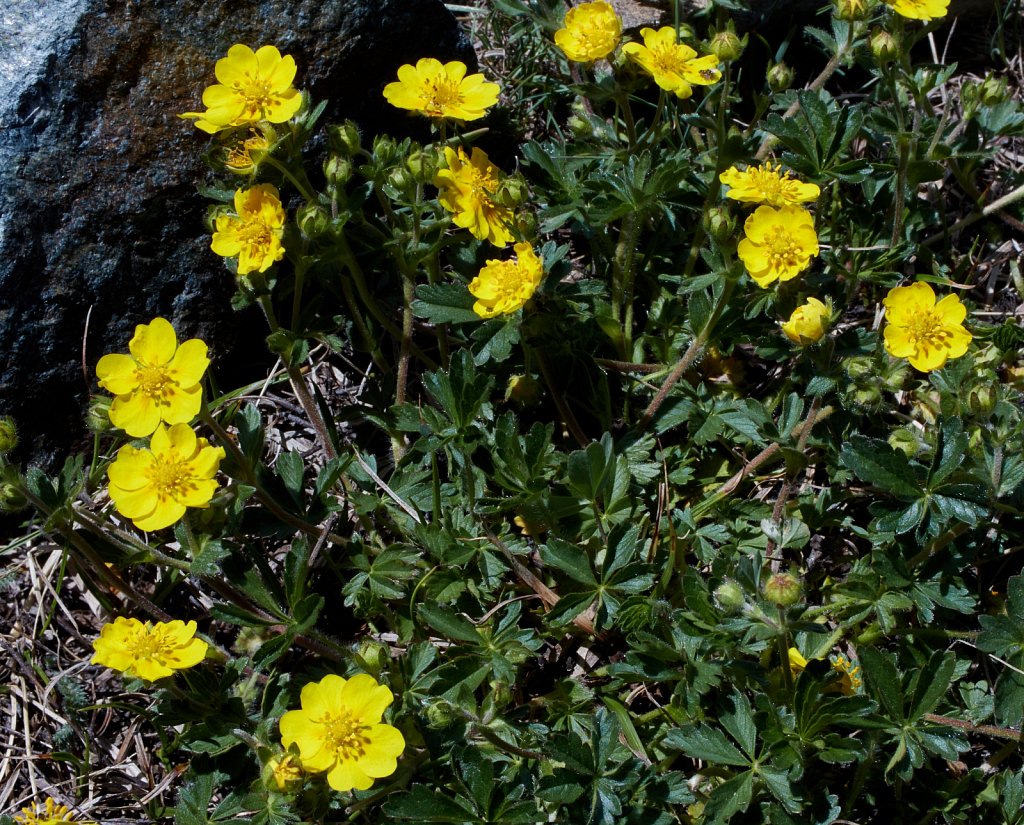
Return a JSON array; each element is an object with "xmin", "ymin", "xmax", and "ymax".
[
  {"xmin": 709, "ymin": 26, "xmax": 745, "ymax": 62},
  {"xmin": 327, "ymin": 121, "xmax": 362, "ymax": 156},
  {"xmin": 496, "ymin": 176, "xmax": 528, "ymax": 208},
  {"xmin": 233, "ymin": 626, "xmax": 274, "ymax": 657},
  {"xmin": 86, "ymin": 396, "xmax": 116, "ymax": 433},
  {"xmin": 373, "ymin": 135, "xmax": 397, "ymax": 166},
  {"xmin": 887, "ymin": 428, "xmax": 920, "ymax": 458},
  {"xmin": 567, "ymin": 114, "xmax": 593, "ymax": 138},
  {"xmin": 834, "ymin": 0, "xmax": 871, "ymax": 20},
  {"xmin": 263, "ymin": 753, "xmax": 303, "ymax": 792},
  {"xmin": 323, "ymin": 155, "xmax": 353, "ymax": 188},
  {"xmin": 0, "ymin": 479, "xmax": 27, "ymax": 513},
  {"xmin": 0, "ymin": 416, "xmax": 17, "ymax": 454},
  {"xmin": 767, "ymin": 62, "xmax": 794, "ymax": 92},
  {"xmin": 387, "ymin": 166, "xmax": 414, "ymax": 193},
  {"xmin": 714, "ymin": 580, "xmax": 745, "ymax": 612},
  {"xmin": 843, "ymin": 355, "xmax": 874, "ymax": 381},
  {"xmin": 763, "ymin": 572, "xmax": 803, "ymax": 607},
  {"xmin": 703, "ymin": 205, "xmax": 736, "ymax": 243},
  {"xmin": 406, "ymin": 148, "xmax": 438, "ymax": 183},
  {"xmin": 355, "ymin": 638, "xmax": 389, "ymax": 676},
  {"xmin": 424, "ymin": 699, "xmax": 458, "ymax": 729},
  {"xmin": 296, "ymin": 203, "xmax": 330, "ymax": 239},
  {"xmin": 980, "ymin": 73, "xmax": 1010, "ymax": 105},
  {"xmin": 961, "ymin": 82, "xmax": 981, "ymax": 119},
  {"xmin": 780, "ymin": 297, "xmax": 831, "ymax": 345},
  {"xmin": 870, "ymin": 29, "xmax": 900, "ymax": 64}
]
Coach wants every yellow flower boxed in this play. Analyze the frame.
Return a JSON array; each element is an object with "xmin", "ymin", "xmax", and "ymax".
[
  {"xmin": 781, "ymin": 297, "xmax": 831, "ymax": 344},
  {"xmin": 180, "ymin": 44, "xmax": 302, "ymax": 134},
  {"xmin": 107, "ymin": 423, "xmax": 225, "ymax": 531},
  {"xmin": 720, "ymin": 163, "xmax": 821, "ymax": 207},
  {"xmin": 621, "ymin": 27, "xmax": 721, "ymax": 98},
  {"xmin": 223, "ymin": 127, "xmax": 274, "ymax": 175},
  {"xmin": 886, "ymin": 0, "xmax": 948, "ymax": 19},
  {"xmin": 211, "ymin": 184, "xmax": 287, "ymax": 275},
  {"xmin": 554, "ymin": 2, "xmax": 622, "ymax": 63},
  {"xmin": 469, "ymin": 242, "xmax": 544, "ymax": 319},
  {"xmin": 882, "ymin": 281, "xmax": 972, "ymax": 372},
  {"xmin": 91, "ymin": 617, "xmax": 208, "ymax": 681},
  {"xmin": 279, "ymin": 673, "xmax": 405, "ymax": 793},
  {"xmin": 266, "ymin": 753, "xmax": 304, "ymax": 791},
  {"xmin": 96, "ymin": 318, "xmax": 209, "ymax": 438},
  {"xmin": 788, "ymin": 647, "xmax": 862, "ymax": 695},
  {"xmin": 737, "ymin": 205, "xmax": 819, "ymax": 288},
  {"xmin": 434, "ymin": 146, "xmax": 516, "ymax": 247},
  {"xmin": 383, "ymin": 58, "xmax": 500, "ymax": 121},
  {"xmin": 14, "ymin": 798, "xmax": 92, "ymax": 825}
]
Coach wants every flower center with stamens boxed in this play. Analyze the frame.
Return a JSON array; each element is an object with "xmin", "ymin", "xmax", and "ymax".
[
  {"xmin": 649, "ymin": 45, "xmax": 687, "ymax": 76},
  {"xmin": 425, "ymin": 77, "xmax": 463, "ymax": 115},
  {"xmin": 323, "ymin": 710, "xmax": 371, "ymax": 760},
  {"xmin": 236, "ymin": 77, "xmax": 275, "ymax": 119},
  {"xmin": 127, "ymin": 625, "xmax": 167, "ymax": 659},
  {"xmin": 147, "ymin": 457, "xmax": 194, "ymax": 502},
  {"xmin": 136, "ymin": 365, "xmax": 174, "ymax": 403},
  {"xmin": 764, "ymin": 226, "xmax": 803, "ymax": 271},
  {"xmin": 905, "ymin": 309, "xmax": 951, "ymax": 351},
  {"xmin": 238, "ymin": 218, "xmax": 274, "ymax": 252}
]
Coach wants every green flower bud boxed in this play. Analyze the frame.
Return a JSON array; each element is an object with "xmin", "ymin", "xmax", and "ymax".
[
  {"xmin": 406, "ymin": 148, "xmax": 438, "ymax": 183},
  {"xmin": 767, "ymin": 62, "xmax": 794, "ymax": 92},
  {"xmin": 763, "ymin": 572, "xmax": 803, "ymax": 607},
  {"xmin": 843, "ymin": 355, "xmax": 874, "ymax": 380},
  {"xmin": 0, "ymin": 417, "xmax": 17, "ymax": 454},
  {"xmin": 387, "ymin": 166, "xmax": 414, "ymax": 192},
  {"xmin": 887, "ymin": 428, "xmax": 920, "ymax": 458},
  {"xmin": 355, "ymin": 638, "xmax": 389, "ymax": 676},
  {"xmin": 714, "ymin": 580, "xmax": 745, "ymax": 612},
  {"xmin": 709, "ymin": 26, "xmax": 745, "ymax": 62},
  {"xmin": 496, "ymin": 176, "xmax": 528, "ymax": 208},
  {"xmin": 323, "ymin": 155, "xmax": 353, "ymax": 188},
  {"xmin": 327, "ymin": 121, "xmax": 362, "ymax": 156},
  {"xmin": 870, "ymin": 29, "xmax": 900, "ymax": 64},
  {"xmin": 86, "ymin": 396, "xmax": 116, "ymax": 433},
  {"xmin": 834, "ymin": 0, "xmax": 871, "ymax": 20},
  {"xmin": 703, "ymin": 205, "xmax": 737, "ymax": 242},
  {"xmin": 373, "ymin": 135, "xmax": 397, "ymax": 166},
  {"xmin": 980, "ymin": 73, "xmax": 1010, "ymax": 105},
  {"xmin": 233, "ymin": 626, "xmax": 274, "ymax": 657},
  {"xmin": 296, "ymin": 203, "xmax": 330, "ymax": 239},
  {"xmin": 424, "ymin": 699, "xmax": 458, "ymax": 729},
  {"xmin": 0, "ymin": 480, "xmax": 27, "ymax": 513},
  {"xmin": 567, "ymin": 114, "xmax": 593, "ymax": 138},
  {"xmin": 961, "ymin": 82, "xmax": 981, "ymax": 119}
]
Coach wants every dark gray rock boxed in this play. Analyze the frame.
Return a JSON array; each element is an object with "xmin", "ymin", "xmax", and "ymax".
[{"xmin": 0, "ymin": 0, "xmax": 473, "ymax": 469}]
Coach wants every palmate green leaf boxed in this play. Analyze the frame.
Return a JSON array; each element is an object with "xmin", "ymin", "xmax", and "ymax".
[
  {"xmin": 701, "ymin": 772, "xmax": 754, "ymax": 824},
  {"xmin": 413, "ymin": 282, "xmax": 480, "ymax": 324},
  {"xmin": 907, "ymin": 650, "xmax": 956, "ymax": 721},
  {"xmin": 994, "ymin": 665, "xmax": 1024, "ymax": 728},
  {"xmin": 383, "ymin": 785, "xmax": 478, "ymax": 822},
  {"xmin": 720, "ymin": 691, "xmax": 757, "ymax": 758},
  {"xmin": 567, "ymin": 433, "xmax": 615, "ymax": 503},
  {"xmin": 174, "ymin": 772, "xmax": 230, "ymax": 825},
  {"xmin": 541, "ymin": 537, "xmax": 598, "ymax": 585},
  {"xmin": 275, "ymin": 450, "xmax": 305, "ymax": 507},
  {"xmin": 840, "ymin": 435, "xmax": 924, "ymax": 498}
]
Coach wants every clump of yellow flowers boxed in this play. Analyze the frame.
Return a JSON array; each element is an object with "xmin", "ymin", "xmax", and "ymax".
[
  {"xmin": 383, "ymin": 58, "xmax": 500, "ymax": 122},
  {"xmin": 279, "ymin": 673, "xmax": 405, "ymax": 793},
  {"xmin": 92, "ymin": 617, "xmax": 208, "ymax": 681},
  {"xmin": 882, "ymin": 281, "xmax": 972, "ymax": 371},
  {"xmin": 181, "ymin": 44, "xmax": 302, "ymax": 134},
  {"xmin": 554, "ymin": 1, "xmax": 622, "ymax": 63}
]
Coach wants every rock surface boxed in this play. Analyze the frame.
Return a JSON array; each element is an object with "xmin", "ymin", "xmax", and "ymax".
[{"xmin": 0, "ymin": 0, "xmax": 472, "ymax": 470}]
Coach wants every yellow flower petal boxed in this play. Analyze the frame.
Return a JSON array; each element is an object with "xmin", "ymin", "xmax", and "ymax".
[
  {"xmin": 96, "ymin": 353, "xmax": 140, "ymax": 395},
  {"xmin": 129, "ymin": 317, "xmax": 178, "ymax": 366}
]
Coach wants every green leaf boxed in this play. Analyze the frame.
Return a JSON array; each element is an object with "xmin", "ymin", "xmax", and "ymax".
[
  {"xmin": 275, "ymin": 450, "xmax": 305, "ymax": 506},
  {"xmin": 859, "ymin": 647, "xmax": 904, "ymax": 722},
  {"xmin": 907, "ymin": 650, "xmax": 955, "ymax": 720},
  {"xmin": 383, "ymin": 785, "xmax": 477, "ymax": 821},
  {"xmin": 840, "ymin": 435, "xmax": 923, "ymax": 498},
  {"xmin": 663, "ymin": 725, "xmax": 750, "ymax": 767},
  {"xmin": 719, "ymin": 691, "xmax": 757, "ymax": 758},
  {"xmin": 541, "ymin": 537, "xmax": 598, "ymax": 586},
  {"xmin": 417, "ymin": 603, "xmax": 482, "ymax": 643},
  {"xmin": 175, "ymin": 772, "xmax": 228, "ymax": 825},
  {"xmin": 567, "ymin": 433, "xmax": 615, "ymax": 502},
  {"xmin": 413, "ymin": 283, "xmax": 480, "ymax": 324}
]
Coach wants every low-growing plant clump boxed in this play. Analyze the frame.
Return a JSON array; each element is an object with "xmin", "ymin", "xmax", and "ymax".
[{"xmin": 4, "ymin": 0, "xmax": 1024, "ymax": 822}]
